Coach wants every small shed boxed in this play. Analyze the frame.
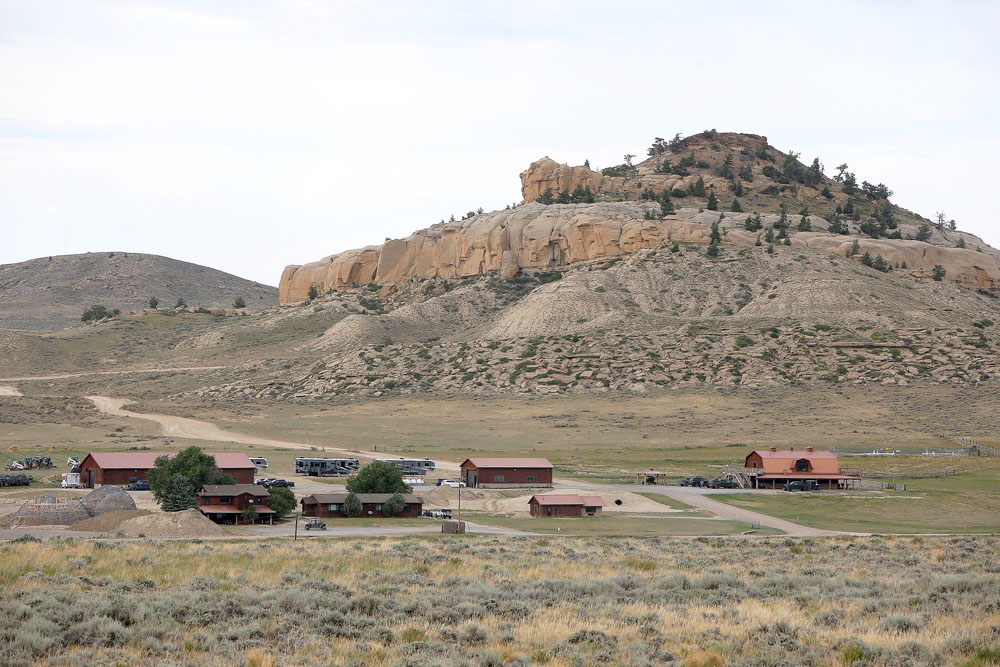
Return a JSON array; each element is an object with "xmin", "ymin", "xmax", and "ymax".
[
  {"xmin": 197, "ymin": 484, "xmax": 275, "ymax": 524},
  {"xmin": 635, "ymin": 469, "xmax": 670, "ymax": 485},
  {"xmin": 529, "ymin": 494, "xmax": 605, "ymax": 518},
  {"xmin": 460, "ymin": 457, "xmax": 553, "ymax": 488},
  {"xmin": 300, "ymin": 493, "xmax": 424, "ymax": 518},
  {"xmin": 79, "ymin": 452, "xmax": 257, "ymax": 487}
]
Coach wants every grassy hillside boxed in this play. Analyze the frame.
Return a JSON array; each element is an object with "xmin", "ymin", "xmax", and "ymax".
[{"xmin": 0, "ymin": 252, "xmax": 277, "ymax": 331}]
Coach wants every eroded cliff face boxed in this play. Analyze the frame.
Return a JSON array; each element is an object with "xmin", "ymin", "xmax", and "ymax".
[
  {"xmin": 279, "ymin": 201, "xmax": 1000, "ymax": 304},
  {"xmin": 279, "ymin": 202, "xmax": 713, "ymax": 303}
]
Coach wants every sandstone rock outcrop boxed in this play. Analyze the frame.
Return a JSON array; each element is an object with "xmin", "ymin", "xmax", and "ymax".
[{"xmin": 280, "ymin": 202, "xmax": 1000, "ymax": 303}]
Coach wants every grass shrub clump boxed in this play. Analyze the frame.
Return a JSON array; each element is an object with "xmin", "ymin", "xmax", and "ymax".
[{"xmin": 0, "ymin": 536, "xmax": 996, "ymax": 664}]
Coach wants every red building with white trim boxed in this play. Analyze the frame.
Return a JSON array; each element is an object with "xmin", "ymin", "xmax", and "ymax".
[{"xmin": 460, "ymin": 457, "xmax": 553, "ymax": 488}]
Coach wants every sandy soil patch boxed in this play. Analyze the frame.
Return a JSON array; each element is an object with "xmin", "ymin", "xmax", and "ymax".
[
  {"xmin": 418, "ymin": 486, "xmax": 681, "ymax": 516},
  {"xmin": 0, "ymin": 386, "xmax": 22, "ymax": 396}
]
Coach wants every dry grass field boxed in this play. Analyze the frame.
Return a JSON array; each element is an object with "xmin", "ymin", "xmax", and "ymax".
[{"xmin": 1, "ymin": 535, "xmax": 998, "ymax": 666}]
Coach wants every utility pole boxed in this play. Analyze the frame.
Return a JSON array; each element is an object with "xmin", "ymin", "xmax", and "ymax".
[{"xmin": 294, "ymin": 512, "xmax": 299, "ymax": 540}]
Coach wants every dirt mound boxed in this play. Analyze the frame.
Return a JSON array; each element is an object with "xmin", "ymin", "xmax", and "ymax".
[
  {"xmin": 70, "ymin": 509, "xmax": 150, "ymax": 532},
  {"xmin": 117, "ymin": 508, "xmax": 230, "ymax": 537}
]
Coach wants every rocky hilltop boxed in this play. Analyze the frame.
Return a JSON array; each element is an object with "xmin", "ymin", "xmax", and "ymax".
[
  {"xmin": 280, "ymin": 132, "xmax": 1000, "ymax": 303},
  {"xmin": 0, "ymin": 252, "xmax": 277, "ymax": 331}
]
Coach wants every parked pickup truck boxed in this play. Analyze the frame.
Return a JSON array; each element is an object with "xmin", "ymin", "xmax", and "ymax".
[{"xmin": 783, "ymin": 480, "xmax": 820, "ymax": 492}]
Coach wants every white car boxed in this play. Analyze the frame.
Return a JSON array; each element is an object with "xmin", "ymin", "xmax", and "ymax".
[{"xmin": 438, "ymin": 479, "xmax": 466, "ymax": 488}]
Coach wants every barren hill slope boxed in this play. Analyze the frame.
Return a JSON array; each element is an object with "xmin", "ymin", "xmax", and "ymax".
[{"xmin": 0, "ymin": 252, "xmax": 277, "ymax": 331}]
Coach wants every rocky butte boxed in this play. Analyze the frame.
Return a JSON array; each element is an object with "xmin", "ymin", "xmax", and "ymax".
[{"xmin": 280, "ymin": 132, "xmax": 1000, "ymax": 303}]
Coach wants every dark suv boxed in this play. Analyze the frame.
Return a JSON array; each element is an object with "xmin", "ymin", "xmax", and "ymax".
[
  {"xmin": 125, "ymin": 480, "xmax": 150, "ymax": 491},
  {"xmin": 709, "ymin": 478, "xmax": 739, "ymax": 489},
  {"xmin": 783, "ymin": 480, "xmax": 820, "ymax": 492},
  {"xmin": 680, "ymin": 476, "xmax": 709, "ymax": 487}
]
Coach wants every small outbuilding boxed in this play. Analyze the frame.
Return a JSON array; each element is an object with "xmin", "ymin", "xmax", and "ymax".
[
  {"xmin": 79, "ymin": 452, "xmax": 257, "ymax": 487},
  {"xmin": 460, "ymin": 457, "xmax": 553, "ymax": 488},
  {"xmin": 197, "ymin": 484, "xmax": 275, "ymax": 524},
  {"xmin": 529, "ymin": 494, "xmax": 605, "ymax": 518},
  {"xmin": 299, "ymin": 493, "xmax": 424, "ymax": 518},
  {"xmin": 745, "ymin": 446, "xmax": 861, "ymax": 489},
  {"xmin": 635, "ymin": 469, "xmax": 670, "ymax": 485}
]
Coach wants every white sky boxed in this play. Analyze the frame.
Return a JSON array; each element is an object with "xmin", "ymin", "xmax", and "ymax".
[{"xmin": 2, "ymin": 0, "xmax": 998, "ymax": 286}]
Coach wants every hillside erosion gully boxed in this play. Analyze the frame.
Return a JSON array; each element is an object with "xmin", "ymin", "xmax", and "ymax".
[{"xmin": 77, "ymin": 395, "xmax": 838, "ymax": 536}]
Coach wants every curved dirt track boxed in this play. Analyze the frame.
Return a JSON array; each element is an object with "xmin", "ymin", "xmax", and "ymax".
[
  {"xmin": 655, "ymin": 488, "xmax": 843, "ymax": 537},
  {"xmin": 84, "ymin": 396, "xmax": 461, "ymax": 472},
  {"xmin": 0, "ymin": 366, "xmax": 229, "ymax": 383}
]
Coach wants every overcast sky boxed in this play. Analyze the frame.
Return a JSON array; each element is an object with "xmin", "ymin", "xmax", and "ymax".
[{"xmin": 2, "ymin": 1, "xmax": 998, "ymax": 286}]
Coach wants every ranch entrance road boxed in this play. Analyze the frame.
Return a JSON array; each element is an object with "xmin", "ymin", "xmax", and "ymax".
[
  {"xmin": 84, "ymin": 396, "xmax": 835, "ymax": 536},
  {"xmin": 83, "ymin": 396, "xmax": 462, "ymax": 473}
]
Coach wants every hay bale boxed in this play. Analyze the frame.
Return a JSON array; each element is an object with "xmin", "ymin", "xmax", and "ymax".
[{"xmin": 81, "ymin": 486, "xmax": 136, "ymax": 516}]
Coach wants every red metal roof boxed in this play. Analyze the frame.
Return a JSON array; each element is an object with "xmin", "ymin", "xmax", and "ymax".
[
  {"xmin": 83, "ymin": 452, "xmax": 256, "ymax": 470},
  {"xmin": 462, "ymin": 457, "xmax": 553, "ymax": 469},
  {"xmin": 529, "ymin": 494, "xmax": 605, "ymax": 507},
  {"xmin": 751, "ymin": 449, "xmax": 838, "ymax": 460}
]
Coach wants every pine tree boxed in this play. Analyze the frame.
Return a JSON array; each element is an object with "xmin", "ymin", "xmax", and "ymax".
[
  {"xmin": 161, "ymin": 473, "xmax": 197, "ymax": 512},
  {"xmin": 797, "ymin": 216, "xmax": 812, "ymax": 232},
  {"xmin": 342, "ymin": 492, "xmax": 362, "ymax": 517},
  {"xmin": 932, "ymin": 265, "xmax": 946, "ymax": 281},
  {"xmin": 307, "ymin": 285, "xmax": 318, "ymax": 300},
  {"xmin": 690, "ymin": 177, "xmax": 706, "ymax": 197},
  {"xmin": 707, "ymin": 190, "xmax": 718, "ymax": 210},
  {"xmin": 730, "ymin": 198, "xmax": 742, "ymax": 212},
  {"xmin": 382, "ymin": 493, "xmax": 405, "ymax": 517},
  {"xmin": 538, "ymin": 188, "xmax": 554, "ymax": 205},
  {"xmin": 710, "ymin": 220, "xmax": 722, "ymax": 245}
]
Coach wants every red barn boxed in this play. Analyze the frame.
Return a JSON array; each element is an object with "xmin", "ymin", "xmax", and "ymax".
[
  {"xmin": 529, "ymin": 494, "xmax": 605, "ymax": 517},
  {"xmin": 460, "ymin": 457, "xmax": 553, "ymax": 488},
  {"xmin": 197, "ymin": 484, "xmax": 275, "ymax": 524},
  {"xmin": 78, "ymin": 452, "xmax": 256, "ymax": 487},
  {"xmin": 745, "ymin": 446, "xmax": 860, "ymax": 489},
  {"xmin": 300, "ymin": 493, "xmax": 424, "ymax": 518}
]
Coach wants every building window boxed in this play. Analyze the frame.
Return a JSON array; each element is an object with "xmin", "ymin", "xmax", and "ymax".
[
  {"xmin": 402, "ymin": 505, "xmax": 410, "ymax": 513},
  {"xmin": 494, "ymin": 474, "xmax": 505, "ymax": 483},
  {"xmin": 525, "ymin": 474, "xmax": 536, "ymax": 483},
  {"xmin": 328, "ymin": 504, "xmax": 340, "ymax": 512},
  {"xmin": 375, "ymin": 504, "xmax": 383, "ymax": 511},
  {"xmin": 219, "ymin": 496, "xmax": 232, "ymax": 504}
]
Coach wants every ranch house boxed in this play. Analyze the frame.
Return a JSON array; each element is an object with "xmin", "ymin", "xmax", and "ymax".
[
  {"xmin": 197, "ymin": 484, "xmax": 275, "ymax": 524},
  {"xmin": 299, "ymin": 493, "xmax": 424, "ymax": 518}
]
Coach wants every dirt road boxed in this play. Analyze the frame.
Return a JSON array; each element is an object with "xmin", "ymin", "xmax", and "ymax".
[
  {"xmin": 0, "ymin": 386, "xmax": 23, "ymax": 396},
  {"xmin": 0, "ymin": 366, "xmax": 228, "ymax": 382},
  {"xmin": 84, "ymin": 396, "xmax": 461, "ymax": 472},
  {"xmin": 555, "ymin": 480, "xmax": 843, "ymax": 536}
]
